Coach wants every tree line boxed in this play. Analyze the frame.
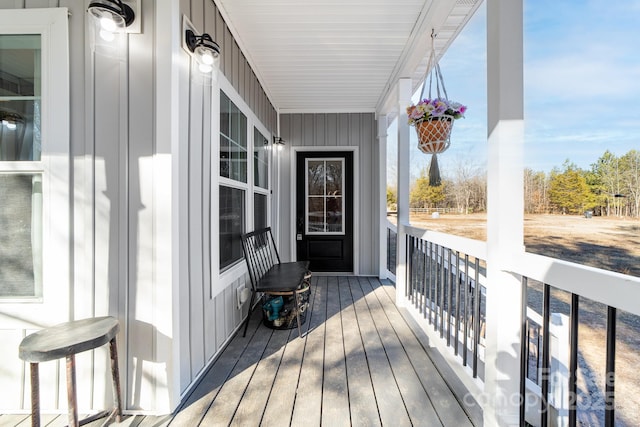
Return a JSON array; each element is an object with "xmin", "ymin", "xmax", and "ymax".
[{"xmin": 388, "ymin": 149, "xmax": 640, "ymax": 218}]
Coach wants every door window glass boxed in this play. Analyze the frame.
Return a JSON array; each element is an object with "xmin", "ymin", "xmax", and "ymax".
[{"xmin": 306, "ymin": 158, "xmax": 344, "ymax": 234}]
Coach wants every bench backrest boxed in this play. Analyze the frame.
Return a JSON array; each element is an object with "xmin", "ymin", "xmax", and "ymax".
[{"xmin": 241, "ymin": 227, "xmax": 282, "ymax": 290}]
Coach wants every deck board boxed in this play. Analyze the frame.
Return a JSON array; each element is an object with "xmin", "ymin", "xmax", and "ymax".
[
  {"xmin": 374, "ymin": 279, "xmax": 475, "ymax": 427},
  {"xmin": 198, "ymin": 315, "xmax": 275, "ymax": 425},
  {"xmin": 359, "ymin": 277, "xmax": 442, "ymax": 425},
  {"xmin": 321, "ymin": 276, "xmax": 350, "ymax": 427},
  {"xmin": 338, "ymin": 276, "xmax": 381, "ymax": 427},
  {"xmin": 349, "ymin": 276, "xmax": 412, "ymax": 427},
  {"xmin": 3, "ymin": 277, "xmax": 477, "ymax": 427},
  {"xmin": 289, "ymin": 276, "xmax": 327, "ymax": 427},
  {"xmin": 260, "ymin": 279, "xmax": 319, "ymax": 425}
]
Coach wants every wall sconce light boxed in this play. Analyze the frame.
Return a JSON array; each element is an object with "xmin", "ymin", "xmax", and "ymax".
[
  {"xmin": 185, "ymin": 29, "xmax": 220, "ymax": 74},
  {"xmin": 273, "ymin": 136, "xmax": 285, "ymax": 151},
  {"xmin": 87, "ymin": 0, "xmax": 135, "ymax": 42}
]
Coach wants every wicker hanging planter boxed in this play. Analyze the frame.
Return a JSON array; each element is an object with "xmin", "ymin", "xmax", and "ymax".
[
  {"xmin": 407, "ymin": 31, "xmax": 467, "ymax": 186},
  {"xmin": 415, "ymin": 115, "xmax": 454, "ymax": 154}
]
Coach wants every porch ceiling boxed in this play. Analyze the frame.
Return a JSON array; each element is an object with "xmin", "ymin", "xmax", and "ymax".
[{"xmin": 215, "ymin": 0, "xmax": 482, "ymax": 114}]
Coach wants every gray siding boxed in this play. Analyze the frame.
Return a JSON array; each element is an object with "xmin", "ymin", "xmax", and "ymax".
[
  {"xmin": 177, "ymin": 0, "xmax": 278, "ymax": 399},
  {"xmin": 279, "ymin": 113, "xmax": 380, "ymax": 275}
]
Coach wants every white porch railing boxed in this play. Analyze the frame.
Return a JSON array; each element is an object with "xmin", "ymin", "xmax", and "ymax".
[{"xmin": 391, "ymin": 224, "xmax": 640, "ymax": 427}]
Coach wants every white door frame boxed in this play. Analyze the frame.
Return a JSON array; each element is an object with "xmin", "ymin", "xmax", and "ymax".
[{"xmin": 290, "ymin": 146, "xmax": 360, "ymax": 275}]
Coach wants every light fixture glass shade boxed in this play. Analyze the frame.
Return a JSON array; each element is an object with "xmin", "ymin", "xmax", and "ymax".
[
  {"xmin": 185, "ymin": 29, "xmax": 221, "ymax": 83},
  {"xmin": 87, "ymin": 0, "xmax": 135, "ymax": 55}
]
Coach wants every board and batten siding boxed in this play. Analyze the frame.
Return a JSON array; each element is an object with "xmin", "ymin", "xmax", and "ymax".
[
  {"xmin": 0, "ymin": 0, "xmax": 277, "ymax": 416},
  {"xmin": 278, "ymin": 113, "xmax": 380, "ymax": 276},
  {"xmin": 177, "ymin": 0, "xmax": 277, "ymax": 403}
]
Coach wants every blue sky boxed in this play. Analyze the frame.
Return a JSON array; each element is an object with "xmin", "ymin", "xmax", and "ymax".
[{"xmin": 389, "ymin": 0, "xmax": 640, "ymax": 184}]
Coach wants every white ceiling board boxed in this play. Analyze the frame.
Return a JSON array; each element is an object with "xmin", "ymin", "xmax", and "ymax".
[{"xmin": 216, "ymin": 0, "xmax": 482, "ymax": 114}]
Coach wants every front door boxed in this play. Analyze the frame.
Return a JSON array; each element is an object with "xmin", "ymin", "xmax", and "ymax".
[{"xmin": 296, "ymin": 151, "xmax": 353, "ymax": 272}]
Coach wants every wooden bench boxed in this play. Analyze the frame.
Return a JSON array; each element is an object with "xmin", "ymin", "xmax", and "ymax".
[
  {"xmin": 18, "ymin": 316, "xmax": 123, "ymax": 427},
  {"xmin": 241, "ymin": 227, "xmax": 311, "ymax": 338}
]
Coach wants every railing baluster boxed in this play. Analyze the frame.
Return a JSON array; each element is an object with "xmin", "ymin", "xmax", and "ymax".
[
  {"xmin": 433, "ymin": 245, "xmax": 440, "ymax": 332},
  {"xmin": 463, "ymin": 254, "xmax": 469, "ymax": 366},
  {"xmin": 422, "ymin": 239, "xmax": 428, "ymax": 318},
  {"xmin": 473, "ymin": 257, "xmax": 480, "ymax": 378},
  {"xmin": 447, "ymin": 248, "xmax": 453, "ymax": 347},
  {"xmin": 387, "ymin": 228, "xmax": 391, "ymax": 272},
  {"xmin": 520, "ymin": 276, "xmax": 528, "ymax": 427},
  {"xmin": 569, "ymin": 293, "xmax": 579, "ymax": 427},
  {"xmin": 408, "ymin": 236, "xmax": 414, "ymax": 303},
  {"xmin": 405, "ymin": 234, "xmax": 410, "ymax": 298},
  {"xmin": 439, "ymin": 245, "xmax": 445, "ymax": 339},
  {"xmin": 454, "ymin": 251, "xmax": 461, "ymax": 356},
  {"xmin": 541, "ymin": 283, "xmax": 551, "ymax": 427},
  {"xmin": 428, "ymin": 241, "xmax": 433, "ymax": 325},
  {"xmin": 605, "ymin": 306, "xmax": 616, "ymax": 427}
]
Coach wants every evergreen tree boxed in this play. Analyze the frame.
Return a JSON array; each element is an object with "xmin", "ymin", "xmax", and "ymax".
[{"xmin": 548, "ymin": 161, "xmax": 590, "ymax": 214}]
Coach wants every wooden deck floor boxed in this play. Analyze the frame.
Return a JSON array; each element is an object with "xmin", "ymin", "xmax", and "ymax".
[{"xmin": 0, "ymin": 276, "xmax": 478, "ymax": 427}]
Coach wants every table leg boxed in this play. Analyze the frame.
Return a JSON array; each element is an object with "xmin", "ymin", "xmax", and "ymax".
[
  {"xmin": 29, "ymin": 363, "xmax": 40, "ymax": 427},
  {"xmin": 66, "ymin": 354, "xmax": 78, "ymax": 427},
  {"xmin": 109, "ymin": 338, "xmax": 123, "ymax": 422}
]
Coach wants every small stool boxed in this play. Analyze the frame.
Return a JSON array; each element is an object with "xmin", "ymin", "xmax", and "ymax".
[{"xmin": 18, "ymin": 316, "xmax": 123, "ymax": 427}]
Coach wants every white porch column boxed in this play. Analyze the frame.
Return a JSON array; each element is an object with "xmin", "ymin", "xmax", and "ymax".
[
  {"xmin": 378, "ymin": 114, "xmax": 389, "ymax": 279},
  {"xmin": 484, "ymin": 0, "xmax": 525, "ymax": 426},
  {"xmin": 396, "ymin": 78, "xmax": 412, "ymax": 307}
]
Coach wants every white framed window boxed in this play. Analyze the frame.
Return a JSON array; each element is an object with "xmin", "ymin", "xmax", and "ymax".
[
  {"xmin": 218, "ymin": 88, "xmax": 271, "ymax": 272},
  {"xmin": 0, "ymin": 8, "xmax": 69, "ymax": 313}
]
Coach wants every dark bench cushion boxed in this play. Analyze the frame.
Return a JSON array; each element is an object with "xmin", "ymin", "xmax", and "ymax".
[{"xmin": 255, "ymin": 261, "xmax": 310, "ymax": 293}]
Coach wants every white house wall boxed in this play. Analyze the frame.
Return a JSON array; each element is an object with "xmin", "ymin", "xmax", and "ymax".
[{"xmin": 0, "ymin": 0, "xmax": 278, "ymax": 416}]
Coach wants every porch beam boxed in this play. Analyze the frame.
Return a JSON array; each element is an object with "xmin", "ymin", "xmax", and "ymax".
[
  {"xmin": 484, "ymin": 0, "xmax": 525, "ymax": 426},
  {"xmin": 395, "ymin": 78, "xmax": 412, "ymax": 307}
]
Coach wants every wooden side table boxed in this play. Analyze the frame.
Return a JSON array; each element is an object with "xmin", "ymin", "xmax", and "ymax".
[{"xmin": 18, "ymin": 316, "xmax": 123, "ymax": 427}]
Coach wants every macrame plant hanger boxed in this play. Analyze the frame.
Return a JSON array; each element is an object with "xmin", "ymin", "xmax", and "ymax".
[{"xmin": 417, "ymin": 30, "xmax": 452, "ymax": 187}]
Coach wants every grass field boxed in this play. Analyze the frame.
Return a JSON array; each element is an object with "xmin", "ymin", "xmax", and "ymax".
[{"xmin": 405, "ymin": 213, "xmax": 640, "ymax": 277}]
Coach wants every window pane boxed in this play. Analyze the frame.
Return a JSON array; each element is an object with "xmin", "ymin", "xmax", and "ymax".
[
  {"xmin": 0, "ymin": 34, "xmax": 42, "ymax": 161},
  {"xmin": 326, "ymin": 196, "xmax": 342, "ymax": 232},
  {"xmin": 230, "ymin": 141, "xmax": 247, "ymax": 182},
  {"xmin": 220, "ymin": 135, "xmax": 230, "ymax": 178},
  {"xmin": 308, "ymin": 161, "xmax": 324, "ymax": 195},
  {"xmin": 254, "ymin": 193, "xmax": 267, "ymax": 231},
  {"xmin": 220, "ymin": 92, "xmax": 230, "ymax": 137},
  {"xmin": 308, "ymin": 197, "xmax": 324, "ymax": 232},
  {"xmin": 219, "ymin": 186, "xmax": 245, "ymax": 270},
  {"xmin": 0, "ymin": 174, "xmax": 42, "ymax": 298},
  {"xmin": 254, "ymin": 128, "xmax": 269, "ymax": 188},
  {"xmin": 219, "ymin": 91, "xmax": 247, "ymax": 183},
  {"xmin": 326, "ymin": 160, "xmax": 342, "ymax": 195}
]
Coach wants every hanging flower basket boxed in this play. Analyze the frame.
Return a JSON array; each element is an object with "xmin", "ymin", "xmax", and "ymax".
[
  {"xmin": 415, "ymin": 115, "xmax": 454, "ymax": 154},
  {"xmin": 405, "ymin": 34, "xmax": 468, "ymax": 187}
]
